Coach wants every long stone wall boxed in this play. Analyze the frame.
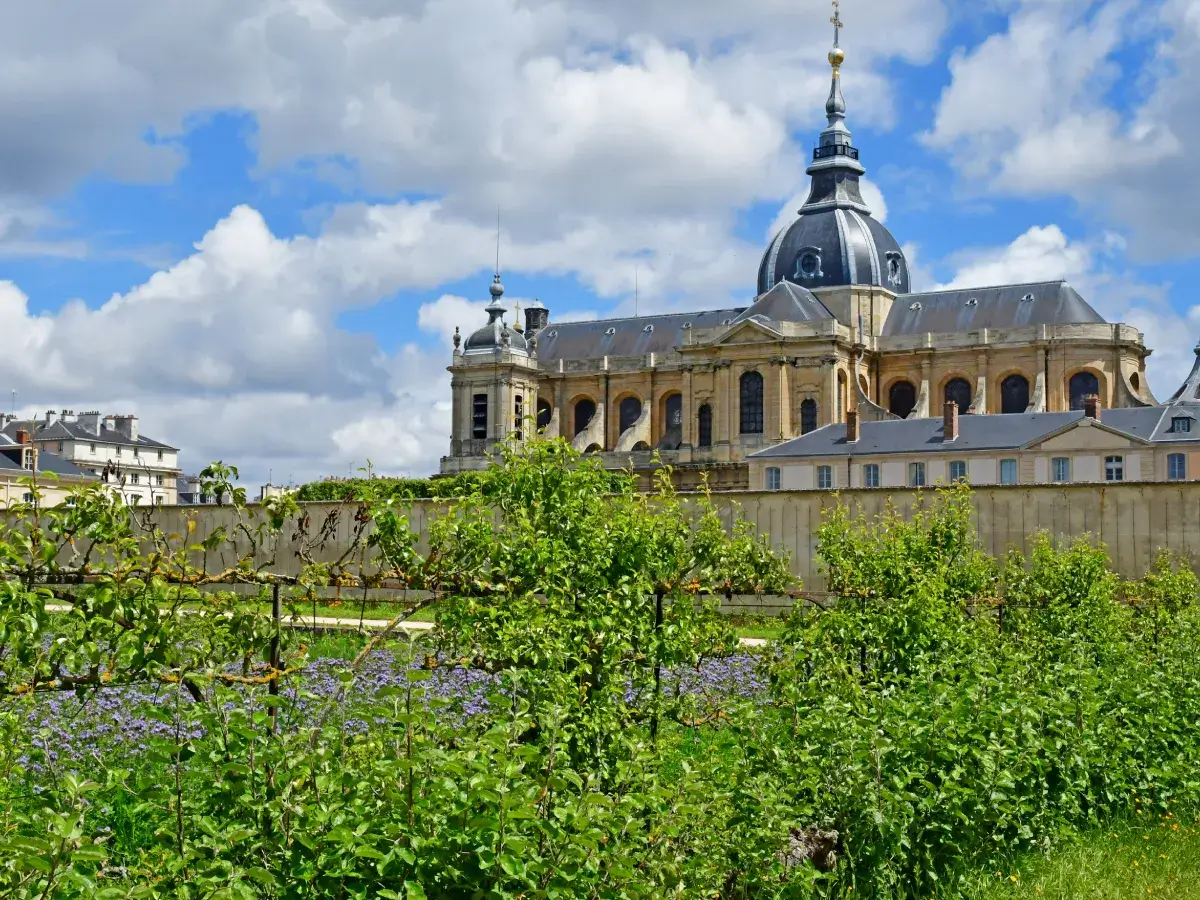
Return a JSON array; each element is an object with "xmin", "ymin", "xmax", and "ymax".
[{"xmin": 139, "ymin": 482, "xmax": 1200, "ymax": 594}]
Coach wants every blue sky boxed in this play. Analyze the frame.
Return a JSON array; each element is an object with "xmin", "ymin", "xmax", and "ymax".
[{"xmin": 1, "ymin": 0, "xmax": 1198, "ymax": 483}]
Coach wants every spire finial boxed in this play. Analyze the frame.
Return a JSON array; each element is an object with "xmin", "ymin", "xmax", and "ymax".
[{"xmin": 828, "ymin": 1, "xmax": 846, "ymax": 70}]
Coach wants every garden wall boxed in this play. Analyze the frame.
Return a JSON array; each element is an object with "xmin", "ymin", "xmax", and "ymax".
[{"xmin": 145, "ymin": 482, "xmax": 1200, "ymax": 596}]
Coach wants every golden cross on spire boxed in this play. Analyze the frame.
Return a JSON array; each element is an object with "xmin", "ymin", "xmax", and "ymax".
[{"xmin": 830, "ymin": 0, "xmax": 843, "ymax": 47}]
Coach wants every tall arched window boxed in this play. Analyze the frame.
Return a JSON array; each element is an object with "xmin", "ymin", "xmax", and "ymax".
[
  {"xmin": 660, "ymin": 394, "xmax": 683, "ymax": 450},
  {"xmin": 697, "ymin": 404, "xmax": 713, "ymax": 448},
  {"xmin": 800, "ymin": 399, "xmax": 818, "ymax": 435},
  {"xmin": 1069, "ymin": 371, "xmax": 1100, "ymax": 410},
  {"xmin": 618, "ymin": 397, "xmax": 642, "ymax": 435},
  {"xmin": 944, "ymin": 378, "xmax": 972, "ymax": 415},
  {"xmin": 536, "ymin": 398, "xmax": 553, "ymax": 430},
  {"xmin": 889, "ymin": 381, "xmax": 917, "ymax": 419},
  {"xmin": 664, "ymin": 393, "xmax": 683, "ymax": 428},
  {"xmin": 739, "ymin": 371, "xmax": 764, "ymax": 434},
  {"xmin": 1000, "ymin": 374, "xmax": 1030, "ymax": 414},
  {"xmin": 573, "ymin": 398, "xmax": 596, "ymax": 437}
]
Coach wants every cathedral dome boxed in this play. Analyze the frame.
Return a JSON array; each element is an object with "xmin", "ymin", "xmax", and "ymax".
[
  {"xmin": 757, "ymin": 208, "xmax": 909, "ymax": 296},
  {"xmin": 756, "ymin": 7, "xmax": 909, "ymax": 298}
]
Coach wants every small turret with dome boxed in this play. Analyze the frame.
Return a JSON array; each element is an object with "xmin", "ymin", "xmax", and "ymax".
[
  {"xmin": 463, "ymin": 272, "xmax": 530, "ymax": 355},
  {"xmin": 757, "ymin": 1, "xmax": 909, "ymax": 297}
]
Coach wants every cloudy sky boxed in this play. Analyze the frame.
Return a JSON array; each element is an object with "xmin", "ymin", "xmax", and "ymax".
[{"xmin": 2, "ymin": 0, "xmax": 1199, "ymax": 485}]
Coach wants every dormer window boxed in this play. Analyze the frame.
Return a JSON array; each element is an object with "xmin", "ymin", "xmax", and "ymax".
[
  {"xmin": 909, "ymin": 302, "xmax": 922, "ymax": 311},
  {"xmin": 1171, "ymin": 416, "xmax": 1192, "ymax": 434},
  {"xmin": 604, "ymin": 327, "xmax": 616, "ymax": 336},
  {"xmin": 965, "ymin": 297, "xmax": 978, "ymax": 306},
  {"xmin": 643, "ymin": 324, "xmax": 654, "ymax": 334},
  {"xmin": 1021, "ymin": 293, "xmax": 1035, "ymax": 302}
]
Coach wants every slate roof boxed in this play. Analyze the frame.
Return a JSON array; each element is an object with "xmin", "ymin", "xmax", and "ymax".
[
  {"xmin": 2, "ymin": 419, "xmax": 178, "ymax": 451},
  {"xmin": 730, "ymin": 281, "xmax": 835, "ymax": 326},
  {"xmin": 0, "ymin": 446, "xmax": 96, "ymax": 479},
  {"xmin": 882, "ymin": 281, "xmax": 1106, "ymax": 336},
  {"xmin": 532, "ymin": 308, "xmax": 744, "ymax": 363},
  {"xmin": 750, "ymin": 403, "xmax": 1200, "ymax": 460}
]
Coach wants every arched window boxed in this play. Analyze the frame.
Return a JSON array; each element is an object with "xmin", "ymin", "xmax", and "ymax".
[
  {"xmin": 697, "ymin": 404, "xmax": 713, "ymax": 447},
  {"xmin": 740, "ymin": 371, "xmax": 764, "ymax": 434},
  {"xmin": 536, "ymin": 398, "xmax": 552, "ymax": 430},
  {"xmin": 800, "ymin": 399, "xmax": 818, "ymax": 435},
  {"xmin": 618, "ymin": 397, "xmax": 642, "ymax": 435},
  {"xmin": 889, "ymin": 381, "xmax": 917, "ymax": 419},
  {"xmin": 837, "ymin": 371, "xmax": 847, "ymax": 422},
  {"xmin": 1000, "ymin": 375, "xmax": 1030, "ymax": 414},
  {"xmin": 945, "ymin": 378, "xmax": 972, "ymax": 415},
  {"xmin": 664, "ymin": 393, "xmax": 683, "ymax": 428},
  {"xmin": 573, "ymin": 399, "xmax": 596, "ymax": 437},
  {"xmin": 1069, "ymin": 371, "xmax": 1100, "ymax": 411},
  {"xmin": 660, "ymin": 394, "xmax": 683, "ymax": 450}
]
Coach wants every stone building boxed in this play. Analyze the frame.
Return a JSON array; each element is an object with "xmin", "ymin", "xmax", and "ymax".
[
  {"xmin": 2, "ymin": 410, "xmax": 182, "ymax": 506},
  {"xmin": 441, "ymin": 15, "xmax": 1154, "ymax": 489}
]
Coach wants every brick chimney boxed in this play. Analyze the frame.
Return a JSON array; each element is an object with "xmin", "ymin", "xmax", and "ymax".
[
  {"xmin": 1084, "ymin": 394, "xmax": 1101, "ymax": 421},
  {"xmin": 943, "ymin": 400, "xmax": 959, "ymax": 442},
  {"xmin": 846, "ymin": 408, "xmax": 860, "ymax": 443},
  {"xmin": 16, "ymin": 429, "xmax": 30, "ymax": 445}
]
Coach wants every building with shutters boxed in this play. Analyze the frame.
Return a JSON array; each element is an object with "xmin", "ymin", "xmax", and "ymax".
[{"xmin": 439, "ymin": 13, "xmax": 1155, "ymax": 489}]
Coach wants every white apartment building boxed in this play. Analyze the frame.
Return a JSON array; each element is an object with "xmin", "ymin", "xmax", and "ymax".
[{"xmin": 2, "ymin": 410, "xmax": 182, "ymax": 506}]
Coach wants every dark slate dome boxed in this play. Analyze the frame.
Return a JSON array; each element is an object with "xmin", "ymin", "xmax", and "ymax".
[
  {"xmin": 463, "ymin": 275, "xmax": 530, "ymax": 355},
  {"xmin": 758, "ymin": 208, "xmax": 909, "ymax": 296},
  {"xmin": 756, "ymin": 17, "xmax": 909, "ymax": 297}
]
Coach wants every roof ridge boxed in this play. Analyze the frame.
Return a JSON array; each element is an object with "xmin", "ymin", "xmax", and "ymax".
[
  {"xmin": 901, "ymin": 279, "xmax": 1069, "ymax": 298},
  {"xmin": 544, "ymin": 308, "xmax": 749, "ymax": 328}
]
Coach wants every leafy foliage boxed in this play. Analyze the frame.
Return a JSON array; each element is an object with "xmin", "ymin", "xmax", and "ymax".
[{"xmin": 4, "ymin": 446, "xmax": 1200, "ymax": 898}]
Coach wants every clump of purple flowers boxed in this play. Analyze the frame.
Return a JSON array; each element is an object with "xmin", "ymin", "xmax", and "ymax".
[{"xmin": 12, "ymin": 647, "xmax": 768, "ymax": 781}]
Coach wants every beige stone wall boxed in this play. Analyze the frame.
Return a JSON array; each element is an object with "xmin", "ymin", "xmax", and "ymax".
[{"xmin": 125, "ymin": 483, "xmax": 1200, "ymax": 596}]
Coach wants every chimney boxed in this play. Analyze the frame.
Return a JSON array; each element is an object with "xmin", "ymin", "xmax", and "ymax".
[
  {"xmin": 16, "ymin": 429, "xmax": 30, "ymax": 445},
  {"xmin": 45, "ymin": 409, "xmax": 57, "ymax": 425},
  {"xmin": 78, "ymin": 411, "xmax": 101, "ymax": 434},
  {"xmin": 1084, "ymin": 394, "xmax": 1100, "ymax": 421},
  {"xmin": 943, "ymin": 400, "xmax": 959, "ymax": 442},
  {"xmin": 113, "ymin": 414, "xmax": 139, "ymax": 443},
  {"xmin": 845, "ymin": 408, "xmax": 860, "ymax": 443},
  {"xmin": 524, "ymin": 299, "xmax": 549, "ymax": 336}
]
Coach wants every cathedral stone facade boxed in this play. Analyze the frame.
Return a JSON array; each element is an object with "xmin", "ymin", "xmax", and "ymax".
[{"xmin": 440, "ymin": 20, "xmax": 1154, "ymax": 489}]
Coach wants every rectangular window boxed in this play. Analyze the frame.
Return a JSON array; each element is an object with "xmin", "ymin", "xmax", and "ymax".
[
  {"xmin": 1105, "ymin": 455, "xmax": 1124, "ymax": 482},
  {"xmin": 1000, "ymin": 458, "xmax": 1018, "ymax": 485},
  {"xmin": 472, "ymin": 393, "xmax": 488, "ymax": 440},
  {"xmin": 57, "ymin": 442, "xmax": 64, "ymax": 452},
  {"xmin": 514, "ymin": 395, "xmax": 524, "ymax": 441},
  {"xmin": 115, "ymin": 445, "xmax": 122, "ymax": 456},
  {"xmin": 89, "ymin": 443, "xmax": 96, "ymax": 453},
  {"xmin": 155, "ymin": 496, "xmax": 164, "ymax": 506},
  {"xmin": 908, "ymin": 462, "xmax": 926, "ymax": 488},
  {"xmin": 1052, "ymin": 457, "xmax": 1071, "ymax": 482},
  {"xmin": 133, "ymin": 447, "xmax": 139, "ymax": 457},
  {"xmin": 157, "ymin": 450, "xmax": 163, "ymax": 461},
  {"xmin": 1169, "ymin": 453, "xmax": 1187, "ymax": 481},
  {"xmin": 765, "ymin": 467, "xmax": 781, "ymax": 491},
  {"xmin": 949, "ymin": 460, "xmax": 968, "ymax": 483},
  {"xmin": 1172, "ymin": 417, "xmax": 1192, "ymax": 434},
  {"xmin": 129, "ymin": 473, "xmax": 140, "ymax": 485},
  {"xmin": 817, "ymin": 465, "xmax": 833, "ymax": 490},
  {"xmin": 863, "ymin": 464, "xmax": 880, "ymax": 488},
  {"xmin": 156, "ymin": 474, "xmax": 165, "ymax": 486},
  {"xmin": 23, "ymin": 492, "xmax": 35, "ymax": 504}
]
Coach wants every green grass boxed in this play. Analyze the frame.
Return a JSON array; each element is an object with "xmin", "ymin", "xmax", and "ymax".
[
  {"xmin": 964, "ymin": 811, "xmax": 1200, "ymax": 899},
  {"xmin": 724, "ymin": 614, "xmax": 787, "ymax": 641}
]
